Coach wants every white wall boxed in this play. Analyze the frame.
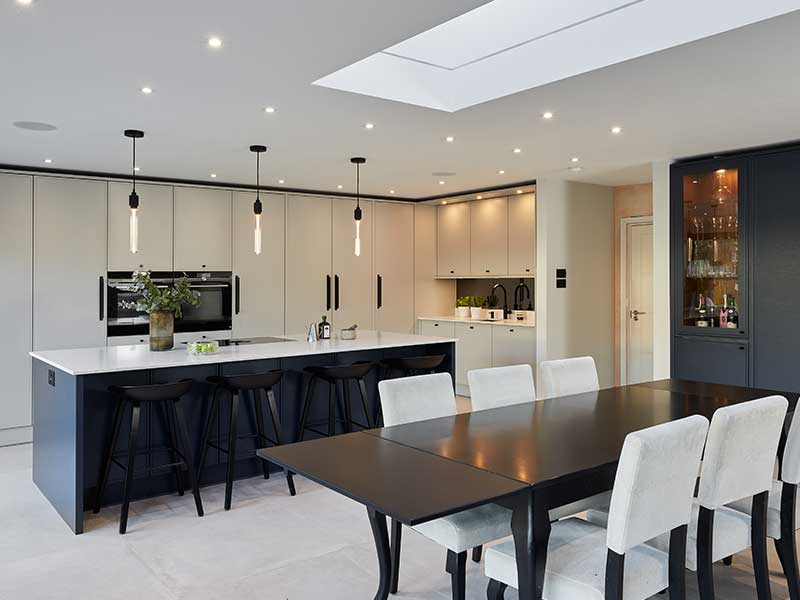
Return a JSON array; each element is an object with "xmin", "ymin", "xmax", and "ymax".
[
  {"xmin": 536, "ymin": 179, "xmax": 616, "ymax": 387},
  {"xmin": 651, "ymin": 161, "xmax": 671, "ymax": 379}
]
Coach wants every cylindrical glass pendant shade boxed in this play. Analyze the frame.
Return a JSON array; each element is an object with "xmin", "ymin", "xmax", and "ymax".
[
  {"xmin": 129, "ymin": 207, "xmax": 139, "ymax": 254},
  {"xmin": 354, "ymin": 220, "xmax": 361, "ymax": 257},
  {"xmin": 254, "ymin": 213, "xmax": 262, "ymax": 255}
]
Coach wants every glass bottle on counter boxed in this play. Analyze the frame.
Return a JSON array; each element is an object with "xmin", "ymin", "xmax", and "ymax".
[
  {"xmin": 696, "ymin": 294, "xmax": 709, "ymax": 328},
  {"xmin": 726, "ymin": 296, "xmax": 738, "ymax": 329},
  {"xmin": 318, "ymin": 315, "xmax": 331, "ymax": 340}
]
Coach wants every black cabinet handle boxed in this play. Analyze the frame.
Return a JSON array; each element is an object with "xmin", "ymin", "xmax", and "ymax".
[
  {"xmin": 433, "ymin": 323, "xmax": 439, "ymax": 327},
  {"xmin": 485, "ymin": 269, "xmax": 490, "ymax": 273},
  {"xmin": 326, "ymin": 275, "xmax": 331, "ymax": 311},
  {"xmin": 334, "ymin": 275, "xmax": 340, "ymax": 310},
  {"xmin": 739, "ymin": 346, "xmax": 745, "ymax": 350},
  {"xmin": 525, "ymin": 268, "xmax": 531, "ymax": 273},
  {"xmin": 235, "ymin": 275, "xmax": 241, "ymax": 315},
  {"xmin": 450, "ymin": 270, "xmax": 454, "ymax": 274},
  {"xmin": 377, "ymin": 274, "xmax": 383, "ymax": 309},
  {"xmin": 99, "ymin": 275, "xmax": 104, "ymax": 321}
]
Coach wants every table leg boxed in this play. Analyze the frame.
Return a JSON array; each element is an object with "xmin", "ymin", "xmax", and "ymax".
[
  {"xmin": 366, "ymin": 507, "xmax": 392, "ymax": 600},
  {"xmin": 509, "ymin": 489, "xmax": 551, "ymax": 600}
]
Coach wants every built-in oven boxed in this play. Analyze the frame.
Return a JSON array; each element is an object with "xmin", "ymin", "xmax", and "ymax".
[{"xmin": 107, "ymin": 272, "xmax": 233, "ymax": 337}]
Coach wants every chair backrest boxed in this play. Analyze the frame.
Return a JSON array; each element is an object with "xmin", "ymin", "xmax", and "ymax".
[
  {"xmin": 468, "ymin": 365, "xmax": 536, "ymax": 411},
  {"xmin": 378, "ymin": 372, "xmax": 457, "ymax": 427},
  {"xmin": 539, "ymin": 356, "xmax": 599, "ymax": 398},
  {"xmin": 606, "ymin": 415, "xmax": 709, "ymax": 555},
  {"xmin": 697, "ymin": 395, "xmax": 788, "ymax": 509},
  {"xmin": 781, "ymin": 405, "xmax": 800, "ymax": 484}
]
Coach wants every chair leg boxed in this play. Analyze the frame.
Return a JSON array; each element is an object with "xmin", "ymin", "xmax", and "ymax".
[
  {"xmin": 265, "ymin": 387, "xmax": 296, "ymax": 496},
  {"xmin": 722, "ymin": 556, "xmax": 733, "ymax": 566},
  {"xmin": 172, "ymin": 398, "xmax": 203, "ymax": 518},
  {"xmin": 252, "ymin": 389, "xmax": 270, "ymax": 479},
  {"xmin": 162, "ymin": 399, "xmax": 184, "ymax": 496},
  {"xmin": 224, "ymin": 391, "xmax": 240, "ymax": 511},
  {"xmin": 357, "ymin": 377, "xmax": 374, "ymax": 428},
  {"xmin": 94, "ymin": 398, "xmax": 125, "ymax": 513},
  {"xmin": 297, "ymin": 375, "xmax": 316, "ymax": 441},
  {"xmin": 327, "ymin": 382, "xmax": 336, "ymax": 437},
  {"xmin": 196, "ymin": 386, "xmax": 221, "ymax": 485},
  {"xmin": 605, "ymin": 550, "xmax": 624, "ymax": 600},
  {"xmin": 487, "ymin": 579, "xmax": 507, "ymax": 600},
  {"xmin": 341, "ymin": 380, "xmax": 353, "ymax": 434},
  {"xmin": 696, "ymin": 507, "xmax": 716, "ymax": 600},
  {"xmin": 669, "ymin": 525, "xmax": 688, "ymax": 600},
  {"xmin": 778, "ymin": 483, "xmax": 800, "ymax": 600},
  {"xmin": 445, "ymin": 550, "xmax": 467, "ymax": 600},
  {"xmin": 472, "ymin": 545, "xmax": 483, "ymax": 563},
  {"xmin": 752, "ymin": 491, "xmax": 773, "ymax": 600},
  {"xmin": 119, "ymin": 402, "xmax": 141, "ymax": 535},
  {"xmin": 390, "ymin": 518, "xmax": 402, "ymax": 594}
]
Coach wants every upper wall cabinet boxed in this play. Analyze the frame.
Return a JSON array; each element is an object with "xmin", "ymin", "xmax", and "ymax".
[
  {"xmin": 470, "ymin": 198, "xmax": 508, "ymax": 276},
  {"xmin": 108, "ymin": 182, "xmax": 173, "ymax": 272},
  {"xmin": 174, "ymin": 187, "xmax": 232, "ymax": 271},
  {"xmin": 437, "ymin": 202, "xmax": 469, "ymax": 276},
  {"xmin": 508, "ymin": 193, "xmax": 536, "ymax": 276}
]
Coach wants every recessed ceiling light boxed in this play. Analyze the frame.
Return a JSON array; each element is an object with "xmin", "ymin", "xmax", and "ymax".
[
  {"xmin": 516, "ymin": 190, "xmax": 523, "ymax": 194},
  {"xmin": 337, "ymin": 184, "xmax": 343, "ymax": 189},
  {"xmin": 513, "ymin": 148, "xmax": 521, "ymax": 154},
  {"xmin": 43, "ymin": 158, "xmax": 52, "ymax": 164},
  {"xmin": 364, "ymin": 122, "xmax": 374, "ymax": 130},
  {"xmin": 498, "ymin": 170, "xmax": 505, "ymax": 174},
  {"xmin": 445, "ymin": 136, "xmax": 454, "ymax": 143},
  {"xmin": 210, "ymin": 173, "xmax": 217, "ymax": 178},
  {"xmin": 542, "ymin": 111, "xmax": 554, "ymax": 120},
  {"xmin": 571, "ymin": 157, "xmax": 580, "ymax": 163},
  {"xmin": 208, "ymin": 37, "xmax": 223, "ymax": 49},
  {"xmin": 140, "ymin": 86, "xmax": 153, "ymax": 95},
  {"xmin": 692, "ymin": 179, "xmax": 699, "ymax": 184},
  {"xmin": 568, "ymin": 166, "xmax": 584, "ymax": 172},
  {"xmin": 278, "ymin": 179, "xmax": 285, "ymax": 184},
  {"xmin": 133, "ymin": 166, "xmax": 140, "ymax": 172},
  {"xmin": 439, "ymin": 180, "xmax": 445, "ymax": 185},
  {"xmin": 390, "ymin": 190, "xmax": 396, "ymax": 194},
  {"xmin": 476, "ymin": 195, "xmax": 483, "ymax": 200},
  {"xmin": 264, "ymin": 106, "xmax": 276, "ymax": 114},
  {"xmin": 16, "ymin": 0, "xmax": 33, "ymax": 6},
  {"xmin": 441, "ymin": 200, "xmax": 448, "ymax": 205},
  {"xmin": 610, "ymin": 126, "xmax": 622, "ymax": 135}
]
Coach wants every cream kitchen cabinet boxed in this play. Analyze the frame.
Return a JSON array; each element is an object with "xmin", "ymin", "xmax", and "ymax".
[
  {"xmin": 470, "ymin": 197, "xmax": 508, "ymax": 276},
  {"xmin": 454, "ymin": 321, "xmax": 493, "ymax": 394},
  {"xmin": 508, "ymin": 193, "xmax": 536, "ymax": 276},
  {"xmin": 375, "ymin": 202, "xmax": 415, "ymax": 333},
  {"xmin": 232, "ymin": 191, "xmax": 285, "ymax": 339},
  {"xmin": 173, "ymin": 187, "xmax": 232, "ymax": 271},
  {"xmin": 492, "ymin": 324, "xmax": 536, "ymax": 369},
  {"xmin": 437, "ymin": 202, "xmax": 469, "ymax": 276},
  {"xmin": 332, "ymin": 198, "xmax": 373, "ymax": 330},
  {"xmin": 108, "ymin": 182, "xmax": 173, "ymax": 272},
  {"xmin": 34, "ymin": 176, "xmax": 108, "ymax": 351},
  {"xmin": 418, "ymin": 319, "xmax": 455, "ymax": 338}
]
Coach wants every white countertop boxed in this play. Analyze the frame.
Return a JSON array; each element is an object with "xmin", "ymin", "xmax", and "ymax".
[
  {"xmin": 30, "ymin": 331, "xmax": 457, "ymax": 376},
  {"xmin": 417, "ymin": 314, "xmax": 536, "ymax": 328}
]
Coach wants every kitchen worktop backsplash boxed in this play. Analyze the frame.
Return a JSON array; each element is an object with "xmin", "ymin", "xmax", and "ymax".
[{"xmin": 456, "ymin": 278, "xmax": 535, "ymax": 310}]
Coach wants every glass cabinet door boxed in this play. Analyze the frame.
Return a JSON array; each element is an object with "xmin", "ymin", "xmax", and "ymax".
[{"xmin": 680, "ymin": 167, "xmax": 742, "ymax": 330}]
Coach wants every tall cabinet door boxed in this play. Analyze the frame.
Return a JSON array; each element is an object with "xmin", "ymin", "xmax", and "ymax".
[
  {"xmin": 437, "ymin": 202, "xmax": 469, "ymax": 276},
  {"xmin": 108, "ymin": 182, "xmax": 173, "ymax": 272},
  {"xmin": 285, "ymin": 195, "xmax": 332, "ymax": 334},
  {"xmin": 34, "ymin": 177, "xmax": 108, "ymax": 350},
  {"xmin": 470, "ymin": 197, "xmax": 508, "ymax": 276},
  {"xmin": 375, "ymin": 202, "xmax": 414, "ymax": 333},
  {"xmin": 232, "ymin": 192, "xmax": 285, "ymax": 338},
  {"xmin": 508, "ymin": 193, "xmax": 536, "ymax": 276},
  {"xmin": 174, "ymin": 187, "xmax": 232, "ymax": 271},
  {"xmin": 332, "ymin": 198, "xmax": 373, "ymax": 329},
  {"xmin": 0, "ymin": 174, "xmax": 33, "ymax": 431}
]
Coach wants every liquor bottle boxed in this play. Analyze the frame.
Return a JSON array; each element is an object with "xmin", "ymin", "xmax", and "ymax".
[
  {"xmin": 720, "ymin": 294, "xmax": 729, "ymax": 328},
  {"xmin": 726, "ymin": 297, "xmax": 738, "ymax": 329},
  {"xmin": 696, "ymin": 294, "xmax": 709, "ymax": 327},
  {"xmin": 318, "ymin": 315, "xmax": 331, "ymax": 340}
]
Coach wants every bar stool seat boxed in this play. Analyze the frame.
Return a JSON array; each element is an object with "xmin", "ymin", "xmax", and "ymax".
[
  {"xmin": 381, "ymin": 354, "xmax": 446, "ymax": 377},
  {"xmin": 94, "ymin": 379, "xmax": 204, "ymax": 534},
  {"xmin": 297, "ymin": 362, "xmax": 376, "ymax": 441},
  {"xmin": 198, "ymin": 369, "xmax": 295, "ymax": 511}
]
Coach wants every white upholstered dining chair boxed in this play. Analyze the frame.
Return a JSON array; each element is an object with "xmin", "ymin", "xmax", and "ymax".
[
  {"xmin": 378, "ymin": 372, "xmax": 512, "ymax": 600},
  {"xmin": 539, "ymin": 356, "xmax": 600, "ymax": 399},
  {"xmin": 468, "ymin": 364, "xmax": 536, "ymax": 411},
  {"xmin": 484, "ymin": 414, "xmax": 710, "ymax": 600}
]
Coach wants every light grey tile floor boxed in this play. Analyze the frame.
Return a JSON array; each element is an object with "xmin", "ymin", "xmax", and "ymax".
[{"xmin": 0, "ymin": 440, "xmax": 793, "ymax": 599}]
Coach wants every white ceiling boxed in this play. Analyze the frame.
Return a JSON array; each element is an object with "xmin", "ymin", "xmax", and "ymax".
[{"xmin": 2, "ymin": 1, "xmax": 800, "ymax": 197}]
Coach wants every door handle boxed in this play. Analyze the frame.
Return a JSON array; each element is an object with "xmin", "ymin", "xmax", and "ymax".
[
  {"xmin": 234, "ymin": 275, "xmax": 241, "ymax": 315},
  {"xmin": 326, "ymin": 275, "xmax": 331, "ymax": 311},
  {"xmin": 99, "ymin": 275, "xmax": 105, "ymax": 321},
  {"xmin": 630, "ymin": 309, "xmax": 647, "ymax": 322},
  {"xmin": 377, "ymin": 274, "xmax": 383, "ymax": 309},
  {"xmin": 334, "ymin": 275, "xmax": 340, "ymax": 311}
]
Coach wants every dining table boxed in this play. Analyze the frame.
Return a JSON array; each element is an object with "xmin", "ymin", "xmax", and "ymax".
[{"xmin": 258, "ymin": 378, "xmax": 799, "ymax": 600}]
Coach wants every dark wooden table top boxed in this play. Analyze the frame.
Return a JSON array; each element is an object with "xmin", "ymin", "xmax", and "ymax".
[{"xmin": 258, "ymin": 431, "xmax": 526, "ymax": 525}]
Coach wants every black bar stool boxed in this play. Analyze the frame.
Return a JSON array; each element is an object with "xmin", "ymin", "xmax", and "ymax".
[
  {"xmin": 94, "ymin": 379, "xmax": 204, "ymax": 534},
  {"xmin": 197, "ymin": 369, "xmax": 295, "ymax": 511},
  {"xmin": 381, "ymin": 354, "xmax": 447, "ymax": 378},
  {"xmin": 297, "ymin": 362, "xmax": 376, "ymax": 441}
]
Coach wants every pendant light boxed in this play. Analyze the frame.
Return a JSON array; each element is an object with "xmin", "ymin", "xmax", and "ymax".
[
  {"xmin": 350, "ymin": 157, "xmax": 366, "ymax": 257},
  {"xmin": 250, "ymin": 145, "xmax": 267, "ymax": 255},
  {"xmin": 124, "ymin": 129, "xmax": 144, "ymax": 255}
]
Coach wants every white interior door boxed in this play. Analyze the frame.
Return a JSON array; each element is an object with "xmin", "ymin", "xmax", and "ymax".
[{"xmin": 624, "ymin": 221, "xmax": 654, "ymax": 384}]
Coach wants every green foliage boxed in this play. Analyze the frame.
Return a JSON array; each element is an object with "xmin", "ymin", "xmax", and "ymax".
[
  {"xmin": 486, "ymin": 294, "xmax": 498, "ymax": 308},
  {"xmin": 470, "ymin": 295, "xmax": 484, "ymax": 308},
  {"xmin": 130, "ymin": 271, "xmax": 200, "ymax": 318},
  {"xmin": 456, "ymin": 296, "xmax": 471, "ymax": 308}
]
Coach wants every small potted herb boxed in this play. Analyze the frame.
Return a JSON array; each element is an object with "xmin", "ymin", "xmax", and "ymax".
[
  {"xmin": 455, "ymin": 296, "xmax": 471, "ymax": 318},
  {"xmin": 470, "ymin": 295, "xmax": 485, "ymax": 320},
  {"xmin": 130, "ymin": 271, "xmax": 200, "ymax": 351}
]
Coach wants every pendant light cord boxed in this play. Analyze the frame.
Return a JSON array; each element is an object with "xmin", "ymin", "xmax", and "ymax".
[
  {"xmin": 256, "ymin": 151, "xmax": 260, "ymax": 199},
  {"xmin": 356, "ymin": 162, "xmax": 360, "ymax": 209},
  {"xmin": 131, "ymin": 137, "xmax": 136, "ymax": 192}
]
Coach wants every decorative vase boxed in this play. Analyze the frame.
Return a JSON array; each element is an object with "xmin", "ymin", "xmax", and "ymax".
[
  {"xmin": 470, "ymin": 307, "xmax": 484, "ymax": 320},
  {"xmin": 455, "ymin": 306, "xmax": 470, "ymax": 318},
  {"xmin": 149, "ymin": 310, "xmax": 175, "ymax": 351}
]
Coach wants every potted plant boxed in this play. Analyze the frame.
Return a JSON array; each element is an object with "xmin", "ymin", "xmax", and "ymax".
[
  {"xmin": 130, "ymin": 271, "xmax": 200, "ymax": 351},
  {"xmin": 455, "ymin": 296, "xmax": 471, "ymax": 318},
  {"xmin": 470, "ymin": 295, "xmax": 485, "ymax": 320}
]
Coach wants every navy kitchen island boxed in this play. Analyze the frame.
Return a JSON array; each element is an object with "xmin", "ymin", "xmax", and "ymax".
[{"xmin": 30, "ymin": 331, "xmax": 455, "ymax": 534}]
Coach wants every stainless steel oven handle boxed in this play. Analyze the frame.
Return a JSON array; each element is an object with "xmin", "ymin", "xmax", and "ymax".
[{"xmin": 189, "ymin": 284, "xmax": 230, "ymax": 289}]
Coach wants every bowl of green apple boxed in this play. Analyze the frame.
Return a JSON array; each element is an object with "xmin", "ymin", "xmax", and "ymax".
[{"xmin": 187, "ymin": 340, "xmax": 219, "ymax": 356}]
